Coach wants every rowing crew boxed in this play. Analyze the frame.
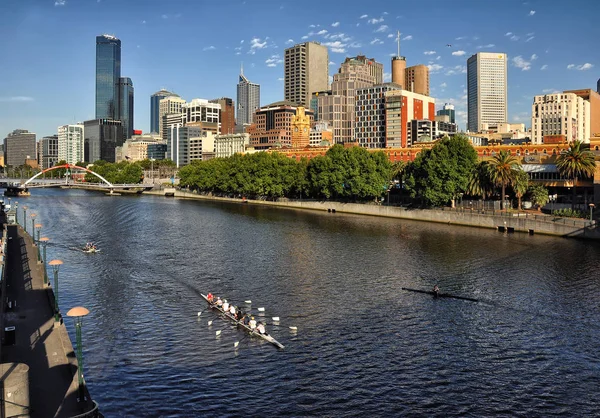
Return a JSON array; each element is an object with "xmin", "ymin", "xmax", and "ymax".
[{"xmin": 207, "ymin": 293, "xmax": 268, "ymax": 335}]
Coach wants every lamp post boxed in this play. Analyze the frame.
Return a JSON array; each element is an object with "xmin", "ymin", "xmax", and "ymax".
[
  {"xmin": 150, "ymin": 158, "xmax": 155, "ymax": 184},
  {"xmin": 48, "ymin": 259, "xmax": 63, "ymax": 321},
  {"xmin": 22, "ymin": 205, "xmax": 27, "ymax": 230},
  {"xmin": 589, "ymin": 203, "xmax": 595, "ymax": 224},
  {"xmin": 67, "ymin": 306, "xmax": 90, "ymax": 403},
  {"xmin": 39, "ymin": 237, "xmax": 49, "ymax": 284},
  {"xmin": 30, "ymin": 213, "xmax": 36, "ymax": 237},
  {"xmin": 34, "ymin": 223, "xmax": 42, "ymax": 261}
]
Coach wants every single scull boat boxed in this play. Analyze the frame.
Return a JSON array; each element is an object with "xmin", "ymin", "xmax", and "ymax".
[{"xmin": 401, "ymin": 287, "xmax": 479, "ymax": 302}]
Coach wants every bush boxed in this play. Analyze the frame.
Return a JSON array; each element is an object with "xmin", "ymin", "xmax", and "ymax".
[{"xmin": 552, "ymin": 208, "xmax": 586, "ymax": 218}]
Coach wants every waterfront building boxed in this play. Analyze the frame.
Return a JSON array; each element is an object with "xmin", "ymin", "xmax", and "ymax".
[
  {"xmin": 284, "ymin": 41, "xmax": 329, "ymax": 108},
  {"xmin": 167, "ymin": 125, "xmax": 201, "ymax": 167},
  {"xmin": 115, "ymin": 133, "xmax": 164, "ymax": 162},
  {"xmin": 58, "ymin": 124, "xmax": 84, "ymax": 165},
  {"xmin": 247, "ymin": 102, "xmax": 314, "ymax": 150},
  {"xmin": 118, "ymin": 77, "xmax": 134, "ymax": 138},
  {"xmin": 83, "ymin": 119, "xmax": 124, "ymax": 163},
  {"xmin": 437, "ymin": 103, "xmax": 456, "ymax": 124},
  {"xmin": 147, "ymin": 143, "xmax": 168, "ymax": 160},
  {"xmin": 183, "ymin": 99, "xmax": 220, "ymax": 135},
  {"xmin": 151, "ymin": 89, "xmax": 178, "ymax": 134},
  {"xmin": 237, "ymin": 66, "xmax": 260, "ymax": 127},
  {"xmin": 564, "ymin": 89, "xmax": 600, "ymax": 136},
  {"xmin": 384, "ymin": 88, "xmax": 436, "ymax": 148},
  {"xmin": 189, "ymin": 132, "xmax": 216, "ymax": 162},
  {"xmin": 214, "ymin": 133, "xmax": 250, "ymax": 158},
  {"xmin": 210, "ymin": 97, "xmax": 235, "ymax": 134},
  {"xmin": 310, "ymin": 121, "xmax": 333, "ymax": 147},
  {"xmin": 405, "ymin": 65, "xmax": 430, "ymax": 96},
  {"xmin": 356, "ymin": 83, "xmax": 403, "ymax": 148},
  {"xmin": 3, "ymin": 129, "xmax": 36, "ymax": 167},
  {"xmin": 531, "ymin": 92, "xmax": 590, "ymax": 144},
  {"xmin": 159, "ymin": 96, "xmax": 186, "ymax": 139},
  {"xmin": 38, "ymin": 135, "xmax": 59, "ymax": 170},
  {"xmin": 467, "ymin": 52, "xmax": 508, "ymax": 132},
  {"xmin": 96, "ymin": 34, "xmax": 121, "ymax": 120}
]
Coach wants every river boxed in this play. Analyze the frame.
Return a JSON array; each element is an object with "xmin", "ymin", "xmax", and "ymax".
[{"xmin": 19, "ymin": 189, "xmax": 600, "ymax": 417}]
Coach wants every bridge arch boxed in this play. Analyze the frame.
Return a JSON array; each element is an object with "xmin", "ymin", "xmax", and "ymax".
[{"xmin": 23, "ymin": 164, "xmax": 114, "ymax": 188}]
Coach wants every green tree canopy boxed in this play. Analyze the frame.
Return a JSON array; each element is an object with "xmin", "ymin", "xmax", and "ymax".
[
  {"xmin": 556, "ymin": 140, "xmax": 596, "ymax": 208},
  {"xmin": 487, "ymin": 150, "xmax": 521, "ymax": 210}
]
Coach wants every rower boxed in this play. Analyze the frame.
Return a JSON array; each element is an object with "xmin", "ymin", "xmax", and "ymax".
[
  {"xmin": 249, "ymin": 316, "xmax": 257, "ymax": 330},
  {"xmin": 216, "ymin": 297, "xmax": 223, "ymax": 307},
  {"xmin": 222, "ymin": 299, "xmax": 230, "ymax": 312},
  {"xmin": 433, "ymin": 285, "xmax": 440, "ymax": 297},
  {"xmin": 256, "ymin": 322, "xmax": 266, "ymax": 335},
  {"xmin": 229, "ymin": 305, "xmax": 236, "ymax": 317},
  {"xmin": 207, "ymin": 293, "xmax": 214, "ymax": 303},
  {"xmin": 241, "ymin": 314, "xmax": 249, "ymax": 326}
]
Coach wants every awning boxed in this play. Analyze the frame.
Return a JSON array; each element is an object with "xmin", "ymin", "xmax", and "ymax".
[{"xmin": 522, "ymin": 164, "xmax": 559, "ymax": 173}]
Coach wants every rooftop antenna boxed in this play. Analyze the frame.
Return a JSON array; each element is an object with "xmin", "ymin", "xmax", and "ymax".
[
  {"xmin": 241, "ymin": 62, "xmax": 244, "ymax": 76},
  {"xmin": 397, "ymin": 30, "xmax": 401, "ymax": 57}
]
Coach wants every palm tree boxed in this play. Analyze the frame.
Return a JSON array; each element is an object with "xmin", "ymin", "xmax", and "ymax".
[
  {"xmin": 487, "ymin": 150, "xmax": 521, "ymax": 210},
  {"xmin": 512, "ymin": 169, "xmax": 529, "ymax": 211},
  {"xmin": 556, "ymin": 140, "xmax": 596, "ymax": 209},
  {"xmin": 466, "ymin": 161, "xmax": 493, "ymax": 200}
]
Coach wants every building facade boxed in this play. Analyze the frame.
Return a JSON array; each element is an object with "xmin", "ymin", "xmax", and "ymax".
[
  {"xmin": 354, "ymin": 83, "xmax": 404, "ymax": 148},
  {"xmin": 291, "ymin": 107, "xmax": 311, "ymax": 148},
  {"xmin": 210, "ymin": 97, "xmax": 235, "ymax": 134},
  {"xmin": 467, "ymin": 52, "xmax": 508, "ymax": 132},
  {"xmin": 115, "ymin": 134, "xmax": 164, "ymax": 162},
  {"xmin": 151, "ymin": 89, "xmax": 178, "ymax": 134},
  {"xmin": 531, "ymin": 92, "xmax": 590, "ymax": 144},
  {"xmin": 384, "ymin": 88, "xmax": 436, "ymax": 148},
  {"xmin": 118, "ymin": 77, "xmax": 134, "ymax": 138},
  {"xmin": 147, "ymin": 143, "xmax": 168, "ymax": 160},
  {"xmin": 83, "ymin": 119, "xmax": 124, "ymax": 163},
  {"xmin": 215, "ymin": 133, "xmax": 250, "ymax": 158},
  {"xmin": 248, "ymin": 101, "xmax": 314, "ymax": 150},
  {"xmin": 437, "ymin": 103, "xmax": 456, "ymax": 124},
  {"xmin": 405, "ymin": 64, "xmax": 430, "ymax": 96},
  {"xmin": 237, "ymin": 68, "xmax": 260, "ymax": 127},
  {"xmin": 3, "ymin": 129, "xmax": 36, "ymax": 167},
  {"xmin": 564, "ymin": 89, "xmax": 600, "ymax": 137},
  {"xmin": 284, "ymin": 42, "xmax": 329, "ymax": 108},
  {"xmin": 38, "ymin": 135, "xmax": 59, "ymax": 170},
  {"xmin": 167, "ymin": 125, "xmax": 201, "ymax": 167},
  {"xmin": 188, "ymin": 132, "xmax": 215, "ymax": 162},
  {"xmin": 96, "ymin": 35, "xmax": 121, "ymax": 120},
  {"xmin": 159, "ymin": 96, "xmax": 186, "ymax": 139},
  {"xmin": 310, "ymin": 121, "xmax": 333, "ymax": 147},
  {"xmin": 183, "ymin": 99, "xmax": 220, "ymax": 134},
  {"xmin": 58, "ymin": 124, "xmax": 84, "ymax": 165}
]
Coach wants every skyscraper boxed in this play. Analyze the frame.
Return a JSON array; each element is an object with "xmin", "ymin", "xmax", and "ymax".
[
  {"xmin": 83, "ymin": 119, "xmax": 124, "ymax": 163},
  {"xmin": 210, "ymin": 97, "xmax": 235, "ymax": 134},
  {"xmin": 405, "ymin": 65, "xmax": 430, "ymax": 96},
  {"xmin": 151, "ymin": 89, "xmax": 178, "ymax": 133},
  {"xmin": 391, "ymin": 31, "xmax": 406, "ymax": 88},
  {"xmin": 437, "ymin": 103, "xmax": 456, "ymax": 124},
  {"xmin": 467, "ymin": 52, "xmax": 507, "ymax": 132},
  {"xmin": 96, "ymin": 35, "xmax": 121, "ymax": 120},
  {"xmin": 236, "ymin": 66, "xmax": 260, "ymax": 127},
  {"xmin": 58, "ymin": 124, "xmax": 84, "ymax": 165},
  {"xmin": 284, "ymin": 42, "xmax": 329, "ymax": 108},
  {"xmin": 3, "ymin": 129, "xmax": 36, "ymax": 167},
  {"xmin": 118, "ymin": 77, "xmax": 134, "ymax": 138},
  {"xmin": 38, "ymin": 135, "xmax": 58, "ymax": 170}
]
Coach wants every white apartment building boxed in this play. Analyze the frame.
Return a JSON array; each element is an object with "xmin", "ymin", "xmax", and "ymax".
[
  {"xmin": 159, "ymin": 96, "xmax": 186, "ymax": 139},
  {"xmin": 467, "ymin": 52, "xmax": 508, "ymax": 132},
  {"xmin": 531, "ymin": 92, "xmax": 590, "ymax": 144},
  {"xmin": 215, "ymin": 133, "xmax": 250, "ymax": 158},
  {"xmin": 183, "ymin": 98, "xmax": 220, "ymax": 127},
  {"xmin": 115, "ymin": 133, "xmax": 164, "ymax": 162},
  {"xmin": 57, "ymin": 124, "xmax": 84, "ymax": 165}
]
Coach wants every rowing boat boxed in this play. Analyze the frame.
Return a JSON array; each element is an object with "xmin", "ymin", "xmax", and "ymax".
[
  {"xmin": 201, "ymin": 294, "xmax": 284, "ymax": 349},
  {"xmin": 401, "ymin": 287, "xmax": 479, "ymax": 302}
]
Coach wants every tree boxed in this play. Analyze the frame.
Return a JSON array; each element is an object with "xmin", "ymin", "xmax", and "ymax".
[
  {"xmin": 528, "ymin": 184, "xmax": 549, "ymax": 209},
  {"xmin": 487, "ymin": 150, "xmax": 521, "ymax": 210},
  {"xmin": 512, "ymin": 169, "xmax": 529, "ymax": 210},
  {"xmin": 555, "ymin": 140, "xmax": 596, "ymax": 209},
  {"xmin": 466, "ymin": 161, "xmax": 494, "ymax": 200},
  {"xmin": 404, "ymin": 134, "xmax": 478, "ymax": 207}
]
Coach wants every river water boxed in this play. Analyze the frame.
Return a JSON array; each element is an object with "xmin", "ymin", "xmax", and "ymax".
[{"xmin": 19, "ymin": 189, "xmax": 600, "ymax": 417}]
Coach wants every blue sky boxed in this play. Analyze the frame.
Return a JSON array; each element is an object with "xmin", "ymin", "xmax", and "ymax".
[{"xmin": 0, "ymin": 0, "xmax": 598, "ymax": 139}]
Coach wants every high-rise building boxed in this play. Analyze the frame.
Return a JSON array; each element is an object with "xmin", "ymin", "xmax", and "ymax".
[
  {"xmin": 118, "ymin": 77, "xmax": 134, "ymax": 138},
  {"xmin": 96, "ymin": 35, "xmax": 121, "ymax": 120},
  {"xmin": 58, "ymin": 124, "xmax": 84, "ymax": 165},
  {"xmin": 384, "ymin": 88, "xmax": 436, "ymax": 148},
  {"xmin": 167, "ymin": 125, "xmax": 201, "ymax": 167},
  {"xmin": 531, "ymin": 92, "xmax": 590, "ymax": 144},
  {"xmin": 151, "ymin": 89, "xmax": 178, "ymax": 133},
  {"xmin": 391, "ymin": 31, "xmax": 406, "ymax": 88},
  {"xmin": 467, "ymin": 52, "xmax": 508, "ymax": 132},
  {"xmin": 437, "ymin": 103, "xmax": 456, "ymax": 124},
  {"xmin": 210, "ymin": 97, "xmax": 235, "ymax": 134},
  {"xmin": 564, "ymin": 89, "xmax": 600, "ymax": 137},
  {"xmin": 355, "ymin": 83, "xmax": 403, "ymax": 148},
  {"xmin": 38, "ymin": 135, "xmax": 59, "ymax": 170},
  {"xmin": 284, "ymin": 41, "xmax": 329, "ymax": 108},
  {"xmin": 3, "ymin": 129, "xmax": 36, "ymax": 167},
  {"xmin": 183, "ymin": 99, "xmax": 220, "ymax": 135},
  {"xmin": 597, "ymin": 78, "xmax": 600, "ymax": 94},
  {"xmin": 247, "ymin": 101, "xmax": 314, "ymax": 150},
  {"xmin": 236, "ymin": 67, "xmax": 260, "ymax": 127},
  {"xmin": 159, "ymin": 96, "xmax": 186, "ymax": 139},
  {"xmin": 405, "ymin": 65, "xmax": 430, "ymax": 96},
  {"xmin": 83, "ymin": 119, "xmax": 124, "ymax": 163}
]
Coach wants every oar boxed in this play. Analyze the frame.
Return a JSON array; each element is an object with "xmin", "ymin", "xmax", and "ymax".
[
  {"xmin": 234, "ymin": 333, "xmax": 251, "ymax": 348},
  {"xmin": 267, "ymin": 322, "xmax": 298, "ymax": 331}
]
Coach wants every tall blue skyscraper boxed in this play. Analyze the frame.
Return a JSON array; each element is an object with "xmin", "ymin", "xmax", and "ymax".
[
  {"xmin": 151, "ymin": 89, "xmax": 178, "ymax": 133},
  {"xmin": 119, "ymin": 77, "xmax": 134, "ymax": 138},
  {"xmin": 95, "ymin": 34, "xmax": 121, "ymax": 120}
]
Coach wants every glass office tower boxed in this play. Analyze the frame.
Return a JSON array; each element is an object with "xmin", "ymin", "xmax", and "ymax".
[
  {"xmin": 151, "ymin": 89, "xmax": 177, "ymax": 134},
  {"xmin": 119, "ymin": 77, "xmax": 134, "ymax": 138},
  {"xmin": 96, "ymin": 35, "xmax": 121, "ymax": 120}
]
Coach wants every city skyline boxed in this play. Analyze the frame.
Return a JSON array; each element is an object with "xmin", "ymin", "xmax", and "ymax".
[{"xmin": 0, "ymin": 0, "xmax": 597, "ymax": 138}]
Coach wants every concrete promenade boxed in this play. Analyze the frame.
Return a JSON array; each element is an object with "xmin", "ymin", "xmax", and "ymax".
[
  {"xmin": 145, "ymin": 188, "xmax": 600, "ymax": 240},
  {"xmin": 1, "ymin": 224, "xmax": 99, "ymax": 417}
]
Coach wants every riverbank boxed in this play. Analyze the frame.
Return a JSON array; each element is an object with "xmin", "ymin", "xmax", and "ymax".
[{"xmin": 143, "ymin": 188, "xmax": 600, "ymax": 240}]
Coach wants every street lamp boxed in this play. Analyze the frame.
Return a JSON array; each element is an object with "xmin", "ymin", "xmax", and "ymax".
[
  {"xmin": 39, "ymin": 237, "xmax": 49, "ymax": 284},
  {"xmin": 48, "ymin": 259, "xmax": 63, "ymax": 321},
  {"xmin": 66, "ymin": 306, "xmax": 90, "ymax": 403},
  {"xmin": 34, "ymin": 223, "xmax": 42, "ymax": 261},
  {"xmin": 150, "ymin": 158, "xmax": 155, "ymax": 184},
  {"xmin": 22, "ymin": 205, "xmax": 27, "ymax": 230},
  {"xmin": 30, "ymin": 213, "xmax": 36, "ymax": 237},
  {"xmin": 589, "ymin": 203, "xmax": 595, "ymax": 223}
]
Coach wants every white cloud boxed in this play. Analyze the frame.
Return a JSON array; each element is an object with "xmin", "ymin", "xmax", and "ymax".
[
  {"xmin": 383, "ymin": 11, "xmax": 388, "ymax": 15},
  {"xmin": 513, "ymin": 55, "xmax": 531, "ymax": 71},
  {"xmin": 424, "ymin": 51, "xmax": 436, "ymax": 55},
  {"xmin": 402, "ymin": 35, "xmax": 412, "ymax": 41},
  {"xmin": 323, "ymin": 41, "xmax": 347, "ymax": 53},
  {"xmin": 510, "ymin": 35, "xmax": 520, "ymax": 41},
  {"xmin": 370, "ymin": 38, "xmax": 384, "ymax": 45},
  {"xmin": 445, "ymin": 65, "xmax": 466, "ymax": 75},
  {"xmin": 317, "ymin": 29, "xmax": 328, "ymax": 35},
  {"xmin": 368, "ymin": 17, "xmax": 384, "ymax": 24},
  {"xmin": 374, "ymin": 24, "xmax": 388, "ymax": 33},
  {"xmin": 440, "ymin": 82, "xmax": 447, "ymax": 88},
  {"xmin": 348, "ymin": 42, "xmax": 361, "ymax": 48},
  {"xmin": 360, "ymin": 14, "xmax": 368, "ymax": 19},
  {"xmin": 531, "ymin": 54, "xmax": 538, "ymax": 60},
  {"xmin": 542, "ymin": 88, "xmax": 559, "ymax": 93},
  {"xmin": 309, "ymin": 24, "xmax": 316, "ymax": 28},
  {"xmin": 329, "ymin": 61, "xmax": 336, "ymax": 66},
  {"xmin": 387, "ymin": 33, "xmax": 394, "ymax": 38},
  {"xmin": 383, "ymin": 72, "xmax": 391, "ymax": 82},
  {"xmin": 525, "ymin": 36, "xmax": 535, "ymax": 42},
  {"xmin": 529, "ymin": 10, "xmax": 536, "ymax": 16},
  {"xmin": 301, "ymin": 35, "xmax": 309, "ymax": 40},
  {"xmin": 141, "ymin": 20, "xmax": 146, "ymax": 24},
  {"xmin": 265, "ymin": 54, "xmax": 283, "ymax": 67},
  {"xmin": 567, "ymin": 64, "xmax": 575, "ymax": 69},
  {"xmin": 427, "ymin": 64, "xmax": 444, "ymax": 73},
  {"xmin": 540, "ymin": 64, "xmax": 548, "ymax": 70},
  {"xmin": 505, "ymin": 32, "xmax": 512, "ymax": 36},
  {"xmin": 332, "ymin": 21, "xmax": 340, "ymax": 27},
  {"xmin": 436, "ymin": 56, "xmax": 441, "ymax": 60},
  {"xmin": 285, "ymin": 39, "xmax": 294, "ymax": 45},
  {"xmin": 278, "ymin": 77, "xmax": 284, "ymax": 81},
  {"xmin": 567, "ymin": 63, "xmax": 594, "ymax": 71},
  {"xmin": 455, "ymin": 36, "xmax": 466, "ymax": 40},
  {"xmin": 248, "ymin": 37, "xmax": 268, "ymax": 54},
  {"xmin": 203, "ymin": 46, "xmax": 216, "ymax": 51},
  {"xmin": 0, "ymin": 96, "xmax": 34, "ymax": 102},
  {"xmin": 527, "ymin": 32, "xmax": 535, "ymax": 36},
  {"xmin": 476, "ymin": 44, "xmax": 495, "ymax": 49},
  {"xmin": 452, "ymin": 50, "xmax": 466, "ymax": 56},
  {"xmin": 54, "ymin": 0, "xmax": 65, "ymax": 5},
  {"xmin": 327, "ymin": 33, "xmax": 351, "ymax": 42}
]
